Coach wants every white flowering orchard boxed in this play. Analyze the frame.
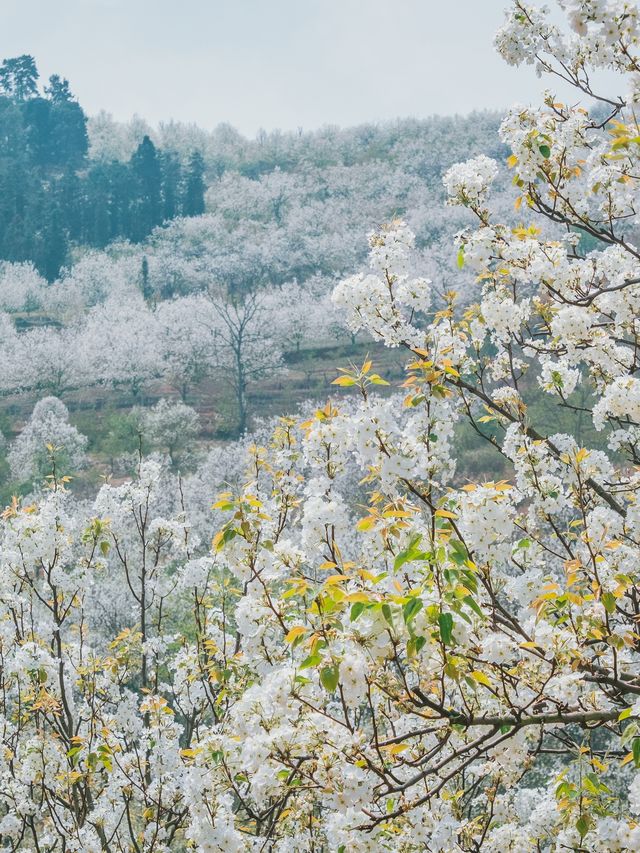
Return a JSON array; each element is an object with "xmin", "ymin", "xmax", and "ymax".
[{"xmin": 5, "ymin": 1, "xmax": 640, "ymax": 851}]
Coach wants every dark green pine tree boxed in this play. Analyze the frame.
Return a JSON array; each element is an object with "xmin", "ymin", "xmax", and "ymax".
[
  {"xmin": 23, "ymin": 96, "xmax": 52, "ymax": 166},
  {"xmin": 42, "ymin": 75, "xmax": 88, "ymax": 168},
  {"xmin": 84, "ymin": 164, "xmax": 113, "ymax": 248},
  {"xmin": 140, "ymin": 255, "xmax": 153, "ymax": 301},
  {"xmin": 0, "ymin": 55, "xmax": 39, "ymax": 101},
  {"xmin": 0, "ymin": 99, "xmax": 29, "ymax": 257},
  {"xmin": 160, "ymin": 152, "xmax": 182, "ymax": 221},
  {"xmin": 0, "ymin": 153, "xmax": 42, "ymax": 265},
  {"xmin": 44, "ymin": 74, "xmax": 73, "ymax": 105},
  {"xmin": 49, "ymin": 103, "xmax": 88, "ymax": 168},
  {"xmin": 0, "ymin": 96, "xmax": 28, "ymax": 158},
  {"xmin": 130, "ymin": 135, "xmax": 163, "ymax": 241},
  {"xmin": 34, "ymin": 199, "xmax": 68, "ymax": 281},
  {"xmin": 55, "ymin": 168, "xmax": 83, "ymax": 241},
  {"xmin": 107, "ymin": 161, "xmax": 135, "ymax": 241},
  {"xmin": 183, "ymin": 150, "xmax": 206, "ymax": 216}
]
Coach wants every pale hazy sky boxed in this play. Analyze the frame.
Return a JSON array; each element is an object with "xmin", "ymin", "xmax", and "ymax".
[{"xmin": 0, "ymin": 0, "xmax": 577, "ymax": 136}]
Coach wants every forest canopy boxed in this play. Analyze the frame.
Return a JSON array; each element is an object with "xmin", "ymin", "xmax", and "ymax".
[{"xmin": 0, "ymin": 55, "xmax": 205, "ymax": 279}]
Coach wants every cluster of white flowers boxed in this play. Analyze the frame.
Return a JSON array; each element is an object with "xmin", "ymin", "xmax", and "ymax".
[
  {"xmin": 593, "ymin": 376, "xmax": 640, "ymax": 430},
  {"xmin": 443, "ymin": 154, "xmax": 499, "ymax": 207},
  {"xmin": 331, "ymin": 222, "xmax": 433, "ymax": 348},
  {"xmin": 8, "ymin": 395, "xmax": 88, "ymax": 481},
  {"xmin": 539, "ymin": 358, "xmax": 580, "ymax": 395},
  {"xmin": 494, "ymin": 2, "xmax": 556, "ymax": 69}
]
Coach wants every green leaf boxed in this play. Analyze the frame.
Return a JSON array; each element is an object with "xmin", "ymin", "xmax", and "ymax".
[
  {"xmin": 621, "ymin": 721, "xmax": 638, "ymax": 745},
  {"xmin": 463, "ymin": 595, "xmax": 483, "ymax": 618},
  {"xmin": 438, "ymin": 612, "xmax": 454, "ymax": 645},
  {"xmin": 394, "ymin": 534, "xmax": 428, "ymax": 571},
  {"xmin": 66, "ymin": 746, "xmax": 83, "ymax": 765},
  {"xmin": 224, "ymin": 527, "xmax": 238, "ymax": 542},
  {"xmin": 403, "ymin": 597, "xmax": 423, "ymax": 625},
  {"xmin": 350, "ymin": 602, "xmax": 366, "ymax": 622},
  {"xmin": 320, "ymin": 664, "xmax": 339, "ymax": 693},
  {"xmin": 602, "ymin": 592, "xmax": 616, "ymax": 614},
  {"xmin": 449, "ymin": 539, "xmax": 468, "ymax": 566},
  {"xmin": 381, "ymin": 603, "xmax": 394, "ymax": 627},
  {"xmin": 457, "ymin": 248, "xmax": 465, "ymax": 269},
  {"xmin": 576, "ymin": 816, "xmax": 589, "ymax": 839},
  {"xmin": 539, "ymin": 143, "xmax": 551, "ymax": 158},
  {"xmin": 299, "ymin": 654, "xmax": 322, "ymax": 670},
  {"xmin": 633, "ymin": 737, "xmax": 640, "ymax": 768},
  {"xmin": 407, "ymin": 634, "xmax": 428, "ymax": 658}
]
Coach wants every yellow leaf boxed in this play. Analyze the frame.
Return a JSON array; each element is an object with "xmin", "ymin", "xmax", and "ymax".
[
  {"xmin": 325, "ymin": 574, "xmax": 348, "ymax": 585},
  {"xmin": 470, "ymin": 670, "xmax": 492, "ymax": 687},
  {"xmin": 612, "ymin": 137, "xmax": 631, "ymax": 149},
  {"xmin": 435, "ymin": 509, "xmax": 457, "ymax": 519},
  {"xmin": 212, "ymin": 498, "xmax": 234, "ymax": 510},
  {"xmin": 285, "ymin": 626, "xmax": 307, "ymax": 643},
  {"xmin": 344, "ymin": 591, "xmax": 371, "ymax": 603},
  {"xmin": 359, "ymin": 569, "xmax": 377, "ymax": 581},
  {"xmin": 180, "ymin": 747, "xmax": 202, "ymax": 759}
]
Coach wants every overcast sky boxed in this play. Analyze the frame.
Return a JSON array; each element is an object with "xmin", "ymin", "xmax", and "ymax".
[{"xmin": 0, "ymin": 0, "xmax": 582, "ymax": 137}]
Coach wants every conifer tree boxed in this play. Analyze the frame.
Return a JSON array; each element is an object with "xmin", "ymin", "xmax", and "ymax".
[
  {"xmin": 0, "ymin": 55, "xmax": 39, "ymax": 101},
  {"xmin": 130, "ymin": 135, "xmax": 163, "ymax": 240},
  {"xmin": 183, "ymin": 150, "xmax": 206, "ymax": 216}
]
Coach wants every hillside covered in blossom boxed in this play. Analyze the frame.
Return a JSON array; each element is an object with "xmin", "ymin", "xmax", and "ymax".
[{"xmin": 0, "ymin": 72, "xmax": 514, "ymax": 495}]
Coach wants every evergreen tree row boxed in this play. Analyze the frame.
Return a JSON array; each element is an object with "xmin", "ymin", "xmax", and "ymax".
[{"xmin": 0, "ymin": 55, "xmax": 206, "ymax": 281}]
